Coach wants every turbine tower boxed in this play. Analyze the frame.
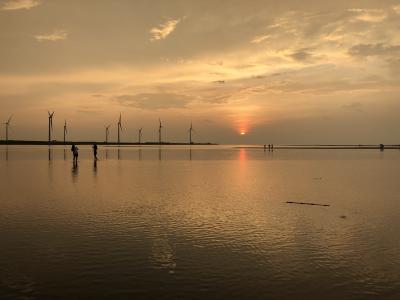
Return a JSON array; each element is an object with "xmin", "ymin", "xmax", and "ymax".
[
  {"xmin": 117, "ymin": 113, "xmax": 122, "ymax": 145},
  {"xmin": 63, "ymin": 120, "xmax": 67, "ymax": 144},
  {"xmin": 158, "ymin": 118, "xmax": 163, "ymax": 144},
  {"xmin": 3, "ymin": 115, "xmax": 13, "ymax": 144},
  {"xmin": 105, "ymin": 124, "xmax": 111, "ymax": 144},
  {"xmin": 189, "ymin": 122, "xmax": 194, "ymax": 145},
  {"xmin": 48, "ymin": 111, "xmax": 54, "ymax": 144},
  {"xmin": 138, "ymin": 128, "xmax": 143, "ymax": 144}
]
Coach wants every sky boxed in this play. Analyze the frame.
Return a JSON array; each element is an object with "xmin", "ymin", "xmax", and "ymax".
[{"xmin": 1, "ymin": 0, "xmax": 400, "ymax": 144}]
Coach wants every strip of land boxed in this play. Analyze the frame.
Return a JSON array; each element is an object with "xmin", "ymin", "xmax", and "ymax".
[
  {"xmin": 286, "ymin": 201, "xmax": 330, "ymax": 207},
  {"xmin": 0, "ymin": 140, "xmax": 216, "ymax": 146}
]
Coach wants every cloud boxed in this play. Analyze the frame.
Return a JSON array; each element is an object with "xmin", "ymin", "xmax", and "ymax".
[
  {"xmin": 348, "ymin": 43, "xmax": 400, "ymax": 57},
  {"xmin": 342, "ymin": 101, "xmax": 363, "ymax": 112},
  {"xmin": 116, "ymin": 93, "xmax": 192, "ymax": 110},
  {"xmin": 289, "ymin": 48, "xmax": 314, "ymax": 62},
  {"xmin": 348, "ymin": 8, "xmax": 386, "ymax": 23},
  {"xmin": 150, "ymin": 18, "xmax": 182, "ymax": 41},
  {"xmin": 393, "ymin": 5, "xmax": 400, "ymax": 14},
  {"xmin": 34, "ymin": 29, "xmax": 68, "ymax": 42},
  {"xmin": 1, "ymin": 0, "xmax": 40, "ymax": 10},
  {"xmin": 251, "ymin": 34, "xmax": 270, "ymax": 44}
]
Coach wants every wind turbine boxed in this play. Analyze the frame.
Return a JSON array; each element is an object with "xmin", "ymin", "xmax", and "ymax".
[
  {"xmin": 138, "ymin": 128, "xmax": 143, "ymax": 144},
  {"xmin": 63, "ymin": 120, "xmax": 68, "ymax": 144},
  {"xmin": 105, "ymin": 124, "xmax": 111, "ymax": 144},
  {"xmin": 117, "ymin": 113, "xmax": 122, "ymax": 145},
  {"xmin": 3, "ymin": 115, "xmax": 13, "ymax": 144},
  {"xmin": 189, "ymin": 122, "xmax": 194, "ymax": 145},
  {"xmin": 158, "ymin": 118, "xmax": 163, "ymax": 144},
  {"xmin": 48, "ymin": 111, "xmax": 54, "ymax": 144}
]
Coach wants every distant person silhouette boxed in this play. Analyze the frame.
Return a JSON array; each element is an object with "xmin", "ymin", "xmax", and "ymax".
[
  {"xmin": 92, "ymin": 143, "xmax": 98, "ymax": 160},
  {"xmin": 71, "ymin": 144, "xmax": 79, "ymax": 165},
  {"xmin": 263, "ymin": 144, "xmax": 266, "ymax": 151},
  {"xmin": 271, "ymin": 144, "xmax": 274, "ymax": 151}
]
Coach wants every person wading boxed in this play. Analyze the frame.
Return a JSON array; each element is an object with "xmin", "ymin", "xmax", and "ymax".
[
  {"xmin": 92, "ymin": 143, "xmax": 98, "ymax": 160},
  {"xmin": 71, "ymin": 144, "xmax": 79, "ymax": 165}
]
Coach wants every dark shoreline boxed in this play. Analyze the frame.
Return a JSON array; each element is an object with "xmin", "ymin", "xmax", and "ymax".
[{"xmin": 0, "ymin": 140, "xmax": 216, "ymax": 146}]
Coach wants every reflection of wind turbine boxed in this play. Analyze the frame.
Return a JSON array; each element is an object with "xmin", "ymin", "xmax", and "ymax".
[
  {"xmin": 3, "ymin": 115, "xmax": 13, "ymax": 144},
  {"xmin": 63, "ymin": 120, "xmax": 68, "ymax": 144},
  {"xmin": 158, "ymin": 118, "xmax": 163, "ymax": 144},
  {"xmin": 48, "ymin": 111, "xmax": 54, "ymax": 144},
  {"xmin": 117, "ymin": 113, "xmax": 122, "ymax": 145},
  {"xmin": 138, "ymin": 128, "xmax": 143, "ymax": 144},
  {"xmin": 189, "ymin": 122, "xmax": 194, "ymax": 145},
  {"xmin": 105, "ymin": 124, "xmax": 111, "ymax": 144}
]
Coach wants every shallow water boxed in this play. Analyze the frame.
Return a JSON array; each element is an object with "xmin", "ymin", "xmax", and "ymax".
[{"xmin": 0, "ymin": 146, "xmax": 399, "ymax": 299}]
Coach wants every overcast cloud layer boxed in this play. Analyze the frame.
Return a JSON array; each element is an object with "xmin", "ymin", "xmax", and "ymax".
[{"xmin": 0, "ymin": 0, "xmax": 399, "ymax": 144}]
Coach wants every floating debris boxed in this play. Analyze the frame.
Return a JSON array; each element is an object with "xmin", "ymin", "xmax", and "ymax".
[
  {"xmin": 286, "ymin": 201, "xmax": 330, "ymax": 207},
  {"xmin": 340, "ymin": 215, "xmax": 347, "ymax": 219}
]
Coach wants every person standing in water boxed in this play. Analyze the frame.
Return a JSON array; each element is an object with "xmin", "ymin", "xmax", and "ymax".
[
  {"xmin": 71, "ymin": 144, "xmax": 79, "ymax": 165},
  {"xmin": 92, "ymin": 143, "xmax": 98, "ymax": 160}
]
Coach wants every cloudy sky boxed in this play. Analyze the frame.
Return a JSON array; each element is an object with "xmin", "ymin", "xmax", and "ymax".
[{"xmin": 1, "ymin": 0, "xmax": 400, "ymax": 144}]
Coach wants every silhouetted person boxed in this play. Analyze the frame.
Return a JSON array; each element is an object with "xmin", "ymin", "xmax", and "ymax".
[
  {"xmin": 263, "ymin": 144, "xmax": 266, "ymax": 151},
  {"xmin": 71, "ymin": 144, "xmax": 79, "ymax": 165},
  {"xmin": 268, "ymin": 144, "xmax": 271, "ymax": 151},
  {"xmin": 271, "ymin": 144, "xmax": 274, "ymax": 151},
  {"xmin": 379, "ymin": 144, "xmax": 384, "ymax": 151},
  {"xmin": 92, "ymin": 143, "xmax": 98, "ymax": 160}
]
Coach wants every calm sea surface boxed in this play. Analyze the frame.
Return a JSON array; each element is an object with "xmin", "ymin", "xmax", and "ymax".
[{"xmin": 0, "ymin": 145, "xmax": 399, "ymax": 299}]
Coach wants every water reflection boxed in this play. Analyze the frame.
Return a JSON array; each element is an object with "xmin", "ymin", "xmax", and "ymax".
[
  {"xmin": 138, "ymin": 148, "xmax": 142, "ymax": 161},
  {"xmin": 189, "ymin": 147, "xmax": 192, "ymax": 161},
  {"xmin": 150, "ymin": 235, "xmax": 176, "ymax": 273},
  {"xmin": 71, "ymin": 161, "xmax": 78, "ymax": 183},
  {"xmin": 63, "ymin": 149, "xmax": 66, "ymax": 161},
  {"xmin": 93, "ymin": 159, "xmax": 97, "ymax": 175},
  {"xmin": 5, "ymin": 146, "xmax": 8, "ymax": 161},
  {"xmin": 105, "ymin": 149, "xmax": 109, "ymax": 160},
  {"xmin": 158, "ymin": 147, "xmax": 162, "ymax": 161},
  {"xmin": 239, "ymin": 148, "xmax": 247, "ymax": 161},
  {"xmin": 117, "ymin": 148, "xmax": 121, "ymax": 160},
  {"xmin": 48, "ymin": 147, "xmax": 53, "ymax": 162}
]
